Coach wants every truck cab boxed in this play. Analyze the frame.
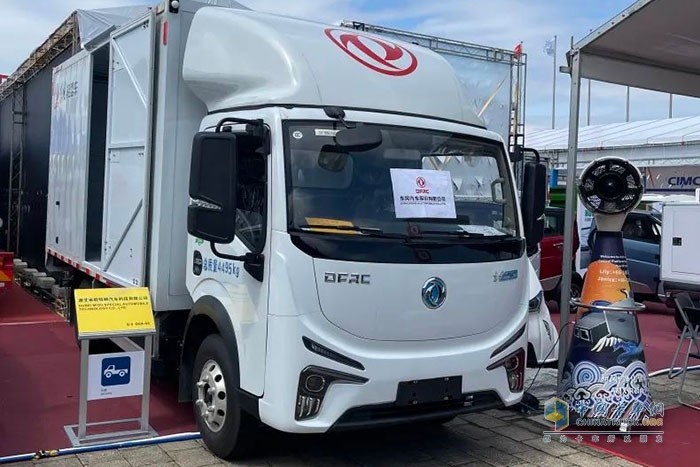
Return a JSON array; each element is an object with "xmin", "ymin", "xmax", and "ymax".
[{"xmin": 179, "ymin": 7, "xmax": 545, "ymax": 458}]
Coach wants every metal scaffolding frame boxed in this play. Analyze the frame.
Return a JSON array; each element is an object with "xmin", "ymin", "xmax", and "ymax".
[
  {"xmin": 7, "ymin": 87, "xmax": 25, "ymax": 253},
  {"xmin": 1, "ymin": 12, "xmax": 79, "ymax": 254}
]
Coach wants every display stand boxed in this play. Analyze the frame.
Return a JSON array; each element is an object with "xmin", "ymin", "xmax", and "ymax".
[{"xmin": 64, "ymin": 287, "xmax": 158, "ymax": 446}]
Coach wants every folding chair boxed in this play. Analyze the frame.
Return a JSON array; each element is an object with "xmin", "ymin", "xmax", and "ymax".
[{"xmin": 668, "ymin": 292, "xmax": 700, "ymax": 411}]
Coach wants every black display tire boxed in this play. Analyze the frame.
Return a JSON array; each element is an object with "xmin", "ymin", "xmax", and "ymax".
[{"xmin": 192, "ymin": 334, "xmax": 257, "ymax": 459}]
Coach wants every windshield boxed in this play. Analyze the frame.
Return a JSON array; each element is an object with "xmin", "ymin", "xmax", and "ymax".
[{"xmin": 284, "ymin": 121, "xmax": 519, "ymax": 240}]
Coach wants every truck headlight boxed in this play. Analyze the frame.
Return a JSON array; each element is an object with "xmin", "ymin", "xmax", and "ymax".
[{"xmin": 528, "ymin": 290, "xmax": 544, "ymax": 313}]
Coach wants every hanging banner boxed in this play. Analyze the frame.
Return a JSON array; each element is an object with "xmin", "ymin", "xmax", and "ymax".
[
  {"xmin": 390, "ymin": 168, "xmax": 456, "ymax": 219},
  {"xmin": 644, "ymin": 165, "xmax": 700, "ymax": 192}
]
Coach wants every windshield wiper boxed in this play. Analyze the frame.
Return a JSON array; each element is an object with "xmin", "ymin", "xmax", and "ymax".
[
  {"xmin": 416, "ymin": 229, "xmax": 485, "ymax": 238},
  {"xmin": 415, "ymin": 229, "xmax": 513, "ymax": 239},
  {"xmin": 296, "ymin": 224, "xmax": 409, "ymax": 240}
]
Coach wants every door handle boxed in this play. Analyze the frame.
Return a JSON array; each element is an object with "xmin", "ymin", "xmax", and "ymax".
[{"xmin": 553, "ymin": 242, "xmax": 563, "ymax": 248}]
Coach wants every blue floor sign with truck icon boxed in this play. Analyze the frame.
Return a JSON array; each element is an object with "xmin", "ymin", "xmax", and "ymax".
[
  {"xmin": 101, "ymin": 356, "xmax": 131, "ymax": 386},
  {"xmin": 87, "ymin": 351, "xmax": 145, "ymax": 400}
]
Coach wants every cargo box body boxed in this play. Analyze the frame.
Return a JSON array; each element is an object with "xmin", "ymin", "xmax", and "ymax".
[{"xmin": 45, "ymin": 1, "xmax": 244, "ymax": 311}]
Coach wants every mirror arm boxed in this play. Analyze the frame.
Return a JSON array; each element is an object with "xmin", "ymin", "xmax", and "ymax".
[
  {"xmin": 216, "ymin": 117, "xmax": 266, "ymax": 137},
  {"xmin": 209, "ymin": 242, "xmax": 265, "ymax": 282},
  {"xmin": 522, "ymin": 147, "xmax": 541, "ymax": 163}
]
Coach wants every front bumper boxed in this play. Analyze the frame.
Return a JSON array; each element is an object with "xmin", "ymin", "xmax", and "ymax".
[{"xmin": 258, "ymin": 311, "xmax": 528, "ymax": 433}]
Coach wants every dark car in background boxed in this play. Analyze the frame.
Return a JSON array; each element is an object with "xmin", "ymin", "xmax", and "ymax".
[{"xmin": 587, "ymin": 210, "xmax": 662, "ymax": 300}]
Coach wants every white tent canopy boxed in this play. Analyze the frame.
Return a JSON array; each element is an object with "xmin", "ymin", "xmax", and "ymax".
[
  {"xmin": 573, "ymin": 0, "xmax": 700, "ymax": 98},
  {"xmin": 528, "ymin": 116, "xmax": 700, "ymax": 169},
  {"xmin": 557, "ymin": 0, "xmax": 700, "ymax": 377}
]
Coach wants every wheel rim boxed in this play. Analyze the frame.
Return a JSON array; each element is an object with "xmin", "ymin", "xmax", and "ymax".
[
  {"xmin": 571, "ymin": 284, "xmax": 582, "ymax": 299},
  {"xmin": 196, "ymin": 359, "xmax": 227, "ymax": 432}
]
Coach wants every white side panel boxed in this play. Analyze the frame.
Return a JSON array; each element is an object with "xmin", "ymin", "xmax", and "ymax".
[
  {"xmin": 47, "ymin": 51, "xmax": 93, "ymax": 262},
  {"xmin": 661, "ymin": 204, "xmax": 700, "ymax": 285},
  {"xmin": 102, "ymin": 13, "xmax": 155, "ymax": 287},
  {"xmin": 147, "ymin": 7, "xmax": 206, "ymax": 311}
]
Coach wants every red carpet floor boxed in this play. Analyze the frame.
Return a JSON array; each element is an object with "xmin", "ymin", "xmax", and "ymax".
[
  {"xmin": 0, "ymin": 286, "xmax": 63, "ymax": 324},
  {"xmin": 0, "ymin": 288, "xmax": 196, "ymax": 457},
  {"xmin": 579, "ymin": 404, "xmax": 700, "ymax": 467}
]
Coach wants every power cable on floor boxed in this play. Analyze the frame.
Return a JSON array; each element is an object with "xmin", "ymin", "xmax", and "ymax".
[{"xmin": 515, "ymin": 320, "xmax": 574, "ymax": 415}]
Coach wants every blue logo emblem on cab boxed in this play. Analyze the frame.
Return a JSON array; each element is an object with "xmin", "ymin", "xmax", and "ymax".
[
  {"xmin": 102, "ymin": 356, "xmax": 131, "ymax": 386},
  {"xmin": 493, "ymin": 269, "xmax": 518, "ymax": 282},
  {"xmin": 422, "ymin": 277, "xmax": 447, "ymax": 309}
]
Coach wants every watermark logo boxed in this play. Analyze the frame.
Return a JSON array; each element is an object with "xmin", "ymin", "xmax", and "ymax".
[{"xmin": 544, "ymin": 397, "xmax": 569, "ymax": 431}]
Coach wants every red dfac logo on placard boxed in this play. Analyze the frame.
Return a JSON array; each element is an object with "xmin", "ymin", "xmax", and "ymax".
[
  {"xmin": 325, "ymin": 28, "xmax": 418, "ymax": 76},
  {"xmin": 416, "ymin": 176, "xmax": 429, "ymax": 194}
]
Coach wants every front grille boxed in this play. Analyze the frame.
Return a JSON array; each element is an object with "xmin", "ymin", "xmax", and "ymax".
[{"xmin": 330, "ymin": 390, "xmax": 503, "ymax": 431}]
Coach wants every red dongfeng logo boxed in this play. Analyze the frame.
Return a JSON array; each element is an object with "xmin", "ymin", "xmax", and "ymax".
[
  {"xmin": 325, "ymin": 28, "xmax": 418, "ymax": 76},
  {"xmin": 416, "ymin": 176, "xmax": 429, "ymax": 194}
]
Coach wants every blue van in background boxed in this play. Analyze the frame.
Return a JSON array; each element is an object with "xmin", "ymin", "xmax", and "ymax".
[{"xmin": 586, "ymin": 210, "xmax": 662, "ymax": 300}]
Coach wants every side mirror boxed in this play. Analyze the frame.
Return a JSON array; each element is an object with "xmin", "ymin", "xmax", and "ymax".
[
  {"xmin": 521, "ymin": 160, "xmax": 547, "ymax": 251},
  {"xmin": 187, "ymin": 132, "xmax": 238, "ymax": 244}
]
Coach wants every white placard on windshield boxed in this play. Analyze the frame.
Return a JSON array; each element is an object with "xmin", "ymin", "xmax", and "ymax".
[{"xmin": 390, "ymin": 169, "xmax": 456, "ymax": 219}]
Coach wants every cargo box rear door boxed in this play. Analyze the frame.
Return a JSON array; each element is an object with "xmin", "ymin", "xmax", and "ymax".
[
  {"xmin": 47, "ymin": 51, "xmax": 93, "ymax": 262},
  {"xmin": 101, "ymin": 12, "xmax": 155, "ymax": 287}
]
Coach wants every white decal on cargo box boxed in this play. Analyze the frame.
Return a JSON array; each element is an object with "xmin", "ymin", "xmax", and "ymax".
[
  {"xmin": 390, "ymin": 169, "xmax": 456, "ymax": 219},
  {"xmin": 324, "ymin": 28, "xmax": 418, "ymax": 76}
]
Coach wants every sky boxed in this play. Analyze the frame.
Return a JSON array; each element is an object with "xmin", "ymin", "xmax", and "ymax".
[{"xmin": 2, "ymin": 0, "xmax": 700, "ymax": 133}]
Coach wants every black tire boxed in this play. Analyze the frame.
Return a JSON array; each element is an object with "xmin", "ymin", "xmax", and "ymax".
[
  {"xmin": 552, "ymin": 274, "xmax": 583, "ymax": 305},
  {"xmin": 570, "ymin": 274, "xmax": 583, "ymax": 300},
  {"xmin": 193, "ymin": 334, "xmax": 257, "ymax": 459}
]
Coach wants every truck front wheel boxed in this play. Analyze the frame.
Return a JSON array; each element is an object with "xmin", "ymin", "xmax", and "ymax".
[{"xmin": 192, "ymin": 334, "xmax": 257, "ymax": 459}]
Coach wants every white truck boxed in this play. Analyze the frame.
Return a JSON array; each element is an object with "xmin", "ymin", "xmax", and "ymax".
[{"xmin": 45, "ymin": 0, "xmax": 547, "ymax": 458}]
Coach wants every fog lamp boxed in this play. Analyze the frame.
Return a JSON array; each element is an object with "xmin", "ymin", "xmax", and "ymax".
[
  {"xmin": 487, "ymin": 348, "xmax": 525, "ymax": 392},
  {"xmin": 295, "ymin": 366, "xmax": 367, "ymax": 420}
]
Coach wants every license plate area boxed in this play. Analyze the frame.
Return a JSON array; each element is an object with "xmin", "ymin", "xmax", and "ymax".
[{"xmin": 396, "ymin": 376, "xmax": 463, "ymax": 406}]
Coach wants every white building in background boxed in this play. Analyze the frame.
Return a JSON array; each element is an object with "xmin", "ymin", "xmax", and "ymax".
[
  {"xmin": 529, "ymin": 115, "xmax": 700, "ymax": 275},
  {"xmin": 528, "ymin": 115, "xmax": 700, "ymax": 194}
]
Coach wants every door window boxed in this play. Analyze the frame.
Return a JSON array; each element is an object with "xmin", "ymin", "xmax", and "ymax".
[
  {"xmin": 622, "ymin": 216, "xmax": 657, "ymax": 243},
  {"xmin": 544, "ymin": 212, "xmax": 563, "ymax": 236},
  {"xmin": 235, "ymin": 136, "xmax": 268, "ymax": 252}
]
